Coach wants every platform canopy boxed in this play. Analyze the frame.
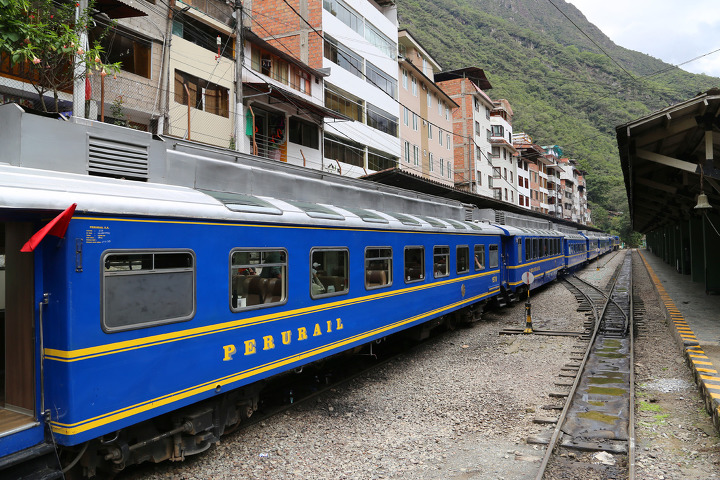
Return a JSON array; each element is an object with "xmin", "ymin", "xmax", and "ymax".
[{"xmin": 616, "ymin": 89, "xmax": 720, "ymax": 233}]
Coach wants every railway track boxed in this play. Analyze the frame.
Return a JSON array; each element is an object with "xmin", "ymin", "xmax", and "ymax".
[{"xmin": 534, "ymin": 251, "xmax": 635, "ymax": 479}]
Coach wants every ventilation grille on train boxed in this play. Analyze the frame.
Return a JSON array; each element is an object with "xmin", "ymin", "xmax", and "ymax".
[
  {"xmin": 88, "ymin": 136, "xmax": 149, "ymax": 181},
  {"xmin": 495, "ymin": 211, "xmax": 506, "ymax": 225}
]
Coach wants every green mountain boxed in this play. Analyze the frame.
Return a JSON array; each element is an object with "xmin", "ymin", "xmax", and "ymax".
[{"xmin": 398, "ymin": 0, "xmax": 719, "ymax": 238}]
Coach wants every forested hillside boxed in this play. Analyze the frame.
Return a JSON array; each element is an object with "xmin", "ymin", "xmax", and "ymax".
[{"xmin": 397, "ymin": 0, "xmax": 719, "ymax": 238}]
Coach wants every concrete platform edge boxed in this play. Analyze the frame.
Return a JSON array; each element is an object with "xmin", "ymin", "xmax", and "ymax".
[{"xmin": 638, "ymin": 250, "xmax": 720, "ymax": 435}]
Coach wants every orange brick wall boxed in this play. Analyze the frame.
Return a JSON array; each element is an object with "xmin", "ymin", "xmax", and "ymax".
[{"xmin": 251, "ymin": 0, "xmax": 324, "ymax": 68}]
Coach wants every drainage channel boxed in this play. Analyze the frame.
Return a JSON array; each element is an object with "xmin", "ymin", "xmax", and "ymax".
[{"xmin": 533, "ymin": 251, "xmax": 635, "ymax": 480}]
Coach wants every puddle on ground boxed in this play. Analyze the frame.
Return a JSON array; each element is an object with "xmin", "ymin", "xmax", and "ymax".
[
  {"xmin": 578, "ymin": 410, "xmax": 620, "ymax": 424},
  {"xmin": 589, "ymin": 376, "xmax": 626, "ymax": 385},
  {"xmin": 588, "ymin": 386, "xmax": 626, "ymax": 396}
]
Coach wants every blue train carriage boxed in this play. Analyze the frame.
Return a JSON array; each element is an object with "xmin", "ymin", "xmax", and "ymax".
[
  {"xmin": 612, "ymin": 235, "xmax": 621, "ymax": 251},
  {"xmin": 580, "ymin": 231, "xmax": 600, "ymax": 262},
  {"xmin": 596, "ymin": 234, "xmax": 611, "ymax": 255},
  {"xmin": 0, "ymin": 164, "xmax": 506, "ymax": 476},
  {"xmin": 562, "ymin": 232, "xmax": 588, "ymax": 272},
  {"xmin": 497, "ymin": 226, "xmax": 565, "ymax": 296}
]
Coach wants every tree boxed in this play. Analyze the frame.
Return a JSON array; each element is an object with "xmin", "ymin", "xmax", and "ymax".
[{"xmin": 0, "ymin": 0, "xmax": 118, "ymax": 112}]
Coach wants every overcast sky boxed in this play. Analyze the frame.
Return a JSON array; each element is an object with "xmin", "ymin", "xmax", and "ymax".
[{"xmin": 566, "ymin": 0, "xmax": 720, "ymax": 78}]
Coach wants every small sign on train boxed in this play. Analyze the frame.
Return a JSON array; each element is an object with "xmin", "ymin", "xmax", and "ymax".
[{"xmin": 522, "ymin": 271, "xmax": 535, "ymax": 285}]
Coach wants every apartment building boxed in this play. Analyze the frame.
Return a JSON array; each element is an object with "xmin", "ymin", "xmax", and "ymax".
[
  {"xmin": 489, "ymin": 99, "xmax": 517, "ymax": 204},
  {"xmin": 251, "ymin": 0, "xmax": 400, "ymax": 177},
  {"xmin": 435, "ymin": 67, "xmax": 493, "ymax": 195},
  {"xmin": 397, "ymin": 30, "xmax": 456, "ymax": 186}
]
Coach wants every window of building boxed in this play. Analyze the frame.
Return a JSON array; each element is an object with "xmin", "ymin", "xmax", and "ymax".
[
  {"xmin": 438, "ymin": 99, "xmax": 443, "ymax": 115},
  {"xmin": 102, "ymin": 251, "xmax": 195, "ymax": 332},
  {"xmin": 364, "ymin": 21, "xmax": 396, "ymax": 59},
  {"xmin": 491, "ymin": 124, "xmax": 504, "ymax": 137},
  {"xmin": 489, "ymin": 244, "xmax": 499, "ymax": 268},
  {"xmin": 324, "ymin": 36, "xmax": 363, "ymax": 78},
  {"xmin": 439, "ymin": 130, "xmax": 443, "ymax": 146},
  {"xmin": 366, "ymin": 103, "xmax": 398, "ymax": 137},
  {"xmin": 368, "ymin": 148, "xmax": 397, "ymax": 171},
  {"xmin": 289, "ymin": 117, "xmax": 319, "ymax": 149},
  {"xmin": 93, "ymin": 26, "xmax": 152, "ymax": 78},
  {"xmin": 493, "ymin": 167, "xmax": 501, "ymax": 178},
  {"xmin": 324, "ymin": 133, "xmax": 364, "ymax": 167},
  {"xmin": 174, "ymin": 70, "xmax": 229, "ymax": 117},
  {"xmin": 323, "ymin": 0, "xmax": 363, "ymax": 36},
  {"xmin": 402, "ymin": 69, "xmax": 408, "ymax": 89},
  {"xmin": 428, "ymin": 123, "xmax": 433, "ymax": 139},
  {"xmin": 404, "ymin": 141, "xmax": 410, "ymax": 163},
  {"xmin": 365, "ymin": 247, "xmax": 392, "ymax": 289},
  {"xmin": 491, "ymin": 146, "xmax": 500, "ymax": 158},
  {"xmin": 485, "ymin": 107, "xmax": 490, "ymax": 119},
  {"xmin": 290, "ymin": 67, "xmax": 311, "ymax": 95},
  {"xmin": 433, "ymin": 246, "xmax": 449, "ymax": 278},
  {"xmin": 311, "ymin": 248, "xmax": 349, "ymax": 297},
  {"xmin": 413, "ymin": 145, "xmax": 419, "ymax": 165},
  {"xmin": 230, "ymin": 249, "xmax": 287, "ymax": 310},
  {"xmin": 412, "ymin": 112, "xmax": 418, "ymax": 131},
  {"xmin": 504, "ymin": 168, "xmax": 507, "ymax": 179},
  {"xmin": 250, "ymin": 48, "xmax": 289, "ymax": 84},
  {"xmin": 440, "ymin": 158, "xmax": 444, "ymax": 176},
  {"xmin": 172, "ymin": 17, "xmax": 232, "ymax": 60},
  {"xmin": 510, "ymin": 171, "xmax": 513, "ymax": 183},
  {"xmin": 446, "ymin": 133, "xmax": 451, "ymax": 149},
  {"xmin": 486, "ymin": 129, "xmax": 491, "ymax": 141},
  {"xmin": 474, "ymin": 245, "xmax": 485, "ymax": 270},
  {"xmin": 429, "ymin": 152, "xmax": 434, "ymax": 172},
  {"xmin": 474, "ymin": 98, "xmax": 480, "ymax": 111},
  {"xmin": 404, "ymin": 246, "xmax": 425, "ymax": 283},
  {"xmin": 445, "ymin": 106, "xmax": 450, "ymax": 120},
  {"xmin": 447, "ymin": 163, "xmax": 452, "ymax": 179},
  {"xmin": 457, "ymin": 246, "xmax": 470, "ymax": 274},
  {"xmin": 366, "ymin": 61, "xmax": 397, "ymax": 98},
  {"xmin": 427, "ymin": 92, "xmax": 432, "ymax": 107},
  {"xmin": 325, "ymin": 85, "xmax": 363, "ymax": 121},
  {"xmin": 488, "ymin": 175, "xmax": 493, "ymax": 188},
  {"xmin": 474, "ymin": 121, "xmax": 480, "ymax": 136},
  {"xmin": 403, "ymin": 106, "xmax": 409, "ymax": 126},
  {"xmin": 411, "ymin": 77, "xmax": 417, "ymax": 96}
]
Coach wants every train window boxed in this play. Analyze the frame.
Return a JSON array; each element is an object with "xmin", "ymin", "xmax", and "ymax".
[
  {"xmin": 433, "ymin": 246, "xmax": 450, "ymax": 278},
  {"xmin": 488, "ymin": 244, "xmax": 499, "ymax": 268},
  {"xmin": 102, "ymin": 250, "xmax": 195, "ymax": 332},
  {"xmin": 543, "ymin": 239, "xmax": 548, "ymax": 257},
  {"xmin": 533, "ymin": 239, "xmax": 539, "ymax": 259},
  {"xmin": 310, "ymin": 249, "xmax": 349, "ymax": 298},
  {"xmin": 525, "ymin": 239, "xmax": 532, "ymax": 261},
  {"xmin": 456, "ymin": 246, "xmax": 470, "ymax": 274},
  {"xmin": 365, "ymin": 247, "xmax": 392, "ymax": 289},
  {"xmin": 230, "ymin": 249, "xmax": 287, "ymax": 310},
  {"xmin": 404, "ymin": 246, "xmax": 425, "ymax": 283},
  {"xmin": 474, "ymin": 245, "xmax": 485, "ymax": 270}
]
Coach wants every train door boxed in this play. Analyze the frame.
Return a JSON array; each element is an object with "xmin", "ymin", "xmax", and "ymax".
[{"xmin": 0, "ymin": 221, "xmax": 37, "ymax": 436}]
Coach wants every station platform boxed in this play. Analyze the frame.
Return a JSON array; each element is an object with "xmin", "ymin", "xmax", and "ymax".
[{"xmin": 638, "ymin": 249, "xmax": 720, "ymax": 433}]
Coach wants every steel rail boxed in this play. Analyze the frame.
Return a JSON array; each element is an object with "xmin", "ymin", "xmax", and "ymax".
[
  {"xmin": 534, "ymin": 251, "xmax": 627, "ymax": 480},
  {"xmin": 628, "ymin": 251, "xmax": 637, "ymax": 480}
]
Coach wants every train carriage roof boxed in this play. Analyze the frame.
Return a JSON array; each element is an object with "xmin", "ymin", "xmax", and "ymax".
[
  {"xmin": 0, "ymin": 164, "xmax": 506, "ymax": 235},
  {"xmin": 495, "ymin": 225, "xmax": 564, "ymax": 237}
]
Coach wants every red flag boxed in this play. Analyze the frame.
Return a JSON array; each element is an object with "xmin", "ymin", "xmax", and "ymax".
[{"xmin": 21, "ymin": 203, "xmax": 78, "ymax": 252}]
